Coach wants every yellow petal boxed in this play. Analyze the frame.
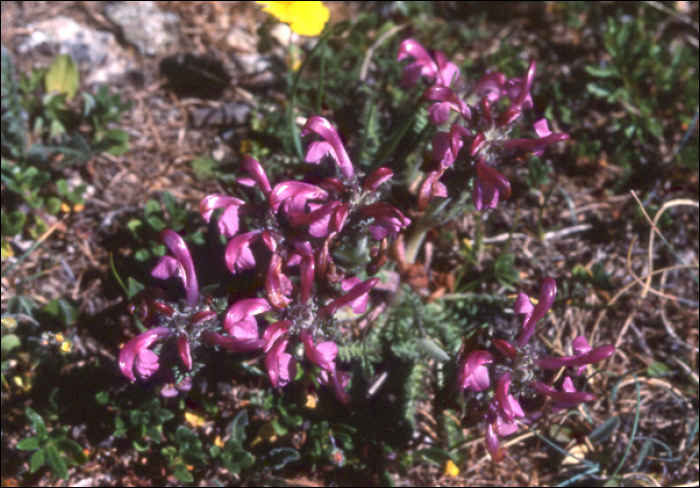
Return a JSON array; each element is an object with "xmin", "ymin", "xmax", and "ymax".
[
  {"xmin": 257, "ymin": 1, "xmax": 329, "ymax": 36},
  {"xmin": 444, "ymin": 460, "xmax": 460, "ymax": 477},
  {"xmin": 185, "ymin": 411, "xmax": 205, "ymax": 427}
]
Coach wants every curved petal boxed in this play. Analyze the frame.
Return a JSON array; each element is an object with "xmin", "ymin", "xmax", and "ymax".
[
  {"xmin": 158, "ymin": 230, "xmax": 199, "ymax": 308},
  {"xmin": 301, "ymin": 116, "xmax": 354, "ymax": 179},
  {"xmin": 517, "ymin": 277, "xmax": 556, "ymax": 348},
  {"xmin": 119, "ymin": 327, "xmax": 173, "ymax": 381}
]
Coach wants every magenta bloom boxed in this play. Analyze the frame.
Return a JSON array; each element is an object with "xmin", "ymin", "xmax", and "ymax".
[
  {"xmin": 269, "ymin": 181, "xmax": 328, "ymax": 215},
  {"xmin": 472, "ymin": 158, "xmax": 512, "ymax": 211},
  {"xmin": 536, "ymin": 336, "xmax": 615, "ymax": 374},
  {"xmin": 362, "ymin": 202, "xmax": 411, "ymax": 241},
  {"xmin": 515, "ymin": 277, "xmax": 557, "ymax": 347},
  {"xmin": 340, "ymin": 277, "xmax": 372, "ymax": 314},
  {"xmin": 423, "ymin": 86, "xmax": 471, "ymax": 124},
  {"xmin": 225, "ymin": 230, "xmax": 262, "ymax": 273},
  {"xmin": 300, "ymin": 329, "xmax": 338, "ymax": 374},
  {"xmin": 318, "ymin": 277, "xmax": 379, "ymax": 318},
  {"xmin": 500, "ymin": 118, "xmax": 570, "ymax": 156},
  {"xmin": 318, "ymin": 369, "xmax": 351, "ymax": 404},
  {"xmin": 456, "ymin": 350, "xmax": 493, "ymax": 392},
  {"xmin": 224, "ymin": 298, "xmax": 271, "ymax": 339},
  {"xmin": 152, "ymin": 230, "xmax": 199, "ymax": 308},
  {"xmin": 533, "ymin": 378, "xmax": 597, "ymax": 407},
  {"xmin": 484, "ymin": 382, "xmax": 525, "ymax": 463},
  {"xmin": 199, "ymin": 194, "xmax": 246, "ymax": 239},
  {"xmin": 363, "ymin": 167, "xmax": 393, "ymax": 193},
  {"xmin": 238, "ymin": 155, "xmax": 272, "ymax": 199},
  {"xmin": 119, "ymin": 327, "xmax": 173, "ymax": 381},
  {"xmin": 302, "ymin": 116, "xmax": 355, "ymax": 180},
  {"xmin": 265, "ymin": 336, "xmax": 297, "ymax": 387},
  {"xmin": 397, "ymin": 38, "xmax": 460, "ymax": 88}
]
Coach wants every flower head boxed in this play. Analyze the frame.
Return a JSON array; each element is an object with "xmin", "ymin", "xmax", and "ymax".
[
  {"xmin": 397, "ymin": 39, "xmax": 460, "ymax": 88},
  {"xmin": 456, "ymin": 350, "xmax": 493, "ymax": 392},
  {"xmin": 302, "ymin": 116, "xmax": 355, "ymax": 180},
  {"xmin": 119, "ymin": 327, "xmax": 173, "ymax": 381},
  {"xmin": 256, "ymin": 1, "xmax": 329, "ymax": 37},
  {"xmin": 152, "ymin": 230, "xmax": 199, "ymax": 308}
]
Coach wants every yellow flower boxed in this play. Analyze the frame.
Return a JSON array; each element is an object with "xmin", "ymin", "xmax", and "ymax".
[
  {"xmin": 444, "ymin": 460, "xmax": 460, "ymax": 477},
  {"xmin": 256, "ymin": 1, "xmax": 329, "ymax": 36}
]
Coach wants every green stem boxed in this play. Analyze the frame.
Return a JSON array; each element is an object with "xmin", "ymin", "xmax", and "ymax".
[{"xmin": 288, "ymin": 23, "xmax": 350, "ymax": 160}]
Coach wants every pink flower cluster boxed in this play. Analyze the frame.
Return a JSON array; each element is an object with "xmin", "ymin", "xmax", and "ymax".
[
  {"xmin": 398, "ymin": 39, "xmax": 570, "ymax": 211},
  {"xmin": 119, "ymin": 117, "xmax": 411, "ymax": 403},
  {"xmin": 455, "ymin": 278, "xmax": 615, "ymax": 462}
]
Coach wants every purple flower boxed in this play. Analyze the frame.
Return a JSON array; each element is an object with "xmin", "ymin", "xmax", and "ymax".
[
  {"xmin": 362, "ymin": 202, "xmax": 411, "ymax": 241},
  {"xmin": 152, "ymin": 230, "xmax": 199, "ymax": 308},
  {"xmin": 161, "ymin": 376, "xmax": 192, "ymax": 397},
  {"xmin": 119, "ymin": 327, "xmax": 173, "ymax": 381},
  {"xmin": 225, "ymin": 230, "xmax": 262, "ymax": 273},
  {"xmin": 500, "ymin": 119, "xmax": 570, "ymax": 156},
  {"xmin": 533, "ymin": 378, "xmax": 597, "ymax": 408},
  {"xmin": 318, "ymin": 277, "xmax": 379, "ymax": 318},
  {"xmin": 484, "ymin": 380, "xmax": 525, "ymax": 463},
  {"xmin": 515, "ymin": 277, "xmax": 556, "ymax": 348},
  {"xmin": 238, "ymin": 155, "xmax": 272, "ymax": 199},
  {"xmin": 294, "ymin": 242, "xmax": 315, "ymax": 303},
  {"xmin": 456, "ymin": 350, "xmax": 493, "ymax": 392},
  {"xmin": 269, "ymin": 181, "xmax": 328, "ymax": 215},
  {"xmin": 200, "ymin": 331, "xmax": 266, "ymax": 352},
  {"xmin": 300, "ymin": 329, "xmax": 337, "ymax": 373},
  {"xmin": 224, "ymin": 298, "xmax": 271, "ymax": 339},
  {"xmin": 199, "ymin": 194, "xmax": 247, "ymax": 239},
  {"xmin": 265, "ymin": 336, "xmax": 297, "ymax": 387},
  {"xmin": 464, "ymin": 72, "xmax": 507, "ymax": 106},
  {"xmin": 128, "ymin": 287, "xmax": 173, "ymax": 326},
  {"xmin": 318, "ymin": 369, "xmax": 351, "ymax": 404},
  {"xmin": 289, "ymin": 200, "xmax": 342, "ymax": 238},
  {"xmin": 301, "ymin": 116, "xmax": 355, "ymax": 180},
  {"xmin": 397, "ymin": 39, "xmax": 460, "ymax": 88},
  {"xmin": 472, "ymin": 158, "xmax": 512, "ymax": 211},
  {"xmin": 266, "ymin": 253, "xmax": 293, "ymax": 308},
  {"xmin": 423, "ymin": 86, "xmax": 471, "ymax": 124},
  {"xmin": 536, "ymin": 336, "xmax": 615, "ymax": 374},
  {"xmin": 339, "ymin": 277, "xmax": 372, "ymax": 314},
  {"xmin": 177, "ymin": 333, "xmax": 192, "ymax": 371},
  {"xmin": 418, "ymin": 170, "xmax": 448, "ymax": 211},
  {"xmin": 363, "ymin": 167, "xmax": 393, "ymax": 193}
]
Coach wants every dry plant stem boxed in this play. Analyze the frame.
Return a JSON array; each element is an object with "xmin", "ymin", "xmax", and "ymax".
[{"xmin": 628, "ymin": 192, "xmax": 700, "ymax": 295}]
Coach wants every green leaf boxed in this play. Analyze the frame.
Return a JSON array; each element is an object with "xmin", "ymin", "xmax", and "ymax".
[
  {"xmin": 229, "ymin": 409, "xmax": 249, "ymax": 445},
  {"xmin": 414, "ymin": 447, "xmax": 453, "ymax": 465},
  {"xmin": 1, "ymin": 211, "xmax": 26, "ymax": 236},
  {"xmin": 222, "ymin": 448, "xmax": 255, "ymax": 474},
  {"xmin": 586, "ymin": 83, "xmax": 611, "ymax": 98},
  {"xmin": 45, "ymin": 444, "xmax": 69, "ymax": 480},
  {"xmin": 589, "ymin": 415, "xmax": 620, "ymax": 445},
  {"xmin": 42, "ymin": 298, "xmax": 76, "ymax": 327},
  {"xmin": 17, "ymin": 437, "xmax": 40, "ymax": 451},
  {"xmin": 25, "ymin": 407, "xmax": 45, "ymax": 433},
  {"xmin": 1, "ymin": 333, "xmax": 21, "ymax": 356},
  {"xmin": 29, "ymin": 448, "xmax": 46, "ymax": 473},
  {"xmin": 55, "ymin": 438, "xmax": 87, "ymax": 464},
  {"xmin": 44, "ymin": 54, "xmax": 79, "ymax": 100},
  {"xmin": 270, "ymin": 418, "xmax": 288, "ymax": 436},
  {"xmin": 584, "ymin": 65, "xmax": 616, "ymax": 78},
  {"xmin": 417, "ymin": 338, "xmax": 450, "ymax": 363},
  {"xmin": 172, "ymin": 467, "xmax": 194, "ymax": 483},
  {"xmin": 46, "ymin": 197, "xmax": 62, "ymax": 215},
  {"xmin": 95, "ymin": 391, "xmax": 109, "ymax": 405},
  {"xmin": 647, "ymin": 361, "xmax": 670, "ymax": 377}
]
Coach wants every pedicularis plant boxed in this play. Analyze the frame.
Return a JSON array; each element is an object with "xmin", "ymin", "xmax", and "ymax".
[{"xmin": 118, "ymin": 39, "xmax": 614, "ymax": 463}]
